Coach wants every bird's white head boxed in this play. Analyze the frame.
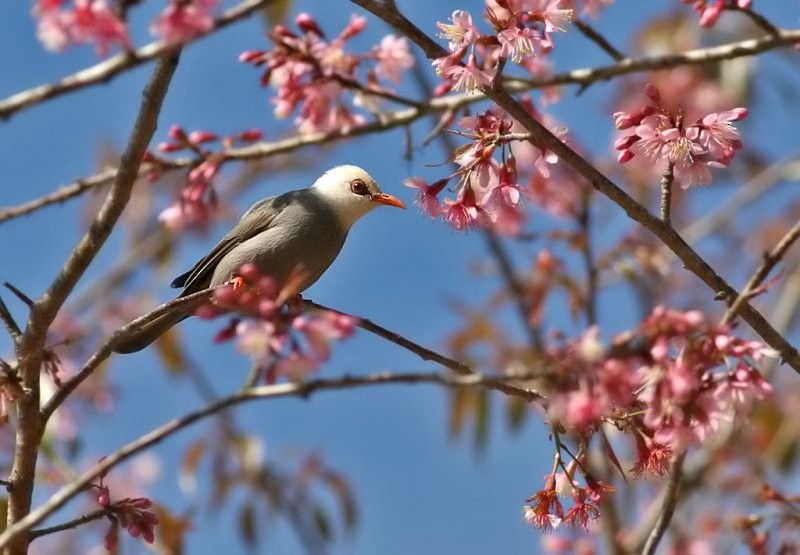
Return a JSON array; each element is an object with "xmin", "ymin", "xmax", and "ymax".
[{"xmin": 310, "ymin": 165, "xmax": 406, "ymax": 229}]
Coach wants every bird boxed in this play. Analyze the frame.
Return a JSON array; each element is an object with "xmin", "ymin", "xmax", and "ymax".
[{"xmin": 113, "ymin": 165, "xmax": 405, "ymax": 354}]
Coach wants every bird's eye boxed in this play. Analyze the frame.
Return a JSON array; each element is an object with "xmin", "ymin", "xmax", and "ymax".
[{"xmin": 350, "ymin": 179, "xmax": 369, "ymax": 196}]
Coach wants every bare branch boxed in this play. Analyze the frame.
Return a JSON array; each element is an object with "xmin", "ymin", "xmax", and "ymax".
[
  {"xmin": 301, "ymin": 299, "xmax": 542, "ymax": 401},
  {"xmin": 0, "ymin": 0, "xmax": 272, "ymax": 121},
  {"xmin": 723, "ymin": 217, "xmax": 800, "ymax": 325},
  {"xmin": 29, "ymin": 507, "xmax": 115, "ymax": 541},
  {"xmin": 0, "ymin": 295, "xmax": 23, "ymax": 343},
  {"xmin": 660, "ymin": 162, "xmax": 675, "ymax": 224},
  {"xmin": 0, "ymin": 369, "xmax": 545, "ymax": 548},
  {"xmin": 41, "ymin": 286, "xmax": 218, "ymax": 422},
  {"xmin": 642, "ymin": 452, "xmax": 687, "ymax": 555},
  {"xmin": 573, "ymin": 19, "xmax": 625, "ymax": 62}
]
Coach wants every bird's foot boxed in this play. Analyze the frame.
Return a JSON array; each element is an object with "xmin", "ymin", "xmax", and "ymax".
[{"xmin": 230, "ymin": 276, "xmax": 246, "ymax": 289}]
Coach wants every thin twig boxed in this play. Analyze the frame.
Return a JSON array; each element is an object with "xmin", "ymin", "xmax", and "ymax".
[
  {"xmin": 578, "ymin": 192, "xmax": 598, "ymax": 325},
  {"xmin": 723, "ymin": 218, "xmax": 800, "ymax": 325},
  {"xmin": 0, "ymin": 0, "xmax": 273, "ymax": 121},
  {"xmin": 0, "ymin": 369, "xmax": 546, "ymax": 548},
  {"xmin": 301, "ymin": 299, "xmax": 541, "ymax": 401},
  {"xmin": 642, "ymin": 452, "xmax": 687, "ymax": 555},
  {"xmin": 660, "ymin": 162, "xmax": 675, "ymax": 224},
  {"xmin": 573, "ymin": 19, "xmax": 625, "ymax": 61},
  {"xmin": 41, "ymin": 287, "xmax": 218, "ymax": 422},
  {"xmin": 29, "ymin": 507, "xmax": 115, "ymax": 541},
  {"xmin": 0, "ymin": 296, "xmax": 22, "ymax": 343},
  {"xmin": 3, "ymin": 283, "xmax": 34, "ymax": 308},
  {"xmin": 729, "ymin": 3, "xmax": 781, "ymax": 36}
]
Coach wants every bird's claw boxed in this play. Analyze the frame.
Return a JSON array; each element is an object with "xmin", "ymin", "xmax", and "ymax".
[{"xmin": 230, "ymin": 276, "xmax": 246, "ymax": 289}]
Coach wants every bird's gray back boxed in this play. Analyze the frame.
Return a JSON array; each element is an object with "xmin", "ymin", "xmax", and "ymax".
[{"xmin": 210, "ymin": 191, "xmax": 348, "ymax": 291}]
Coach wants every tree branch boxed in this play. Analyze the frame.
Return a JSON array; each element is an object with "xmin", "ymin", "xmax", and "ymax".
[
  {"xmin": 0, "ymin": 0, "xmax": 272, "ymax": 121},
  {"xmin": 4, "ymin": 28, "xmax": 800, "ymax": 224},
  {"xmin": 6, "ymin": 52, "xmax": 181, "ymax": 555},
  {"xmin": 301, "ymin": 299, "xmax": 542, "ymax": 401},
  {"xmin": 29, "ymin": 507, "xmax": 115, "ymax": 541},
  {"xmin": 348, "ymin": 0, "xmax": 800, "ymax": 374},
  {"xmin": 642, "ymin": 452, "xmax": 687, "ymax": 555},
  {"xmin": 0, "ymin": 369, "xmax": 545, "ymax": 548},
  {"xmin": 41, "ymin": 287, "xmax": 218, "ymax": 422},
  {"xmin": 723, "ymin": 217, "xmax": 800, "ymax": 325}
]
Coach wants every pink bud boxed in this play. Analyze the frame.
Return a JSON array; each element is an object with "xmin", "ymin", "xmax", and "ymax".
[
  {"xmin": 237, "ymin": 129, "xmax": 263, "ymax": 142},
  {"xmin": 238, "ymin": 50, "xmax": 266, "ymax": 63},
  {"xmin": 295, "ymin": 12, "xmax": 323, "ymax": 36},
  {"xmin": 617, "ymin": 150, "xmax": 635, "ymax": 164},
  {"xmin": 644, "ymin": 83, "xmax": 660, "ymax": 104},
  {"xmin": 97, "ymin": 493, "xmax": 110, "ymax": 506},
  {"xmin": 338, "ymin": 15, "xmax": 367, "ymax": 41},
  {"xmin": 188, "ymin": 131, "xmax": 218, "ymax": 144},
  {"xmin": 168, "ymin": 124, "xmax": 186, "ymax": 141},
  {"xmin": 158, "ymin": 141, "xmax": 183, "ymax": 152}
]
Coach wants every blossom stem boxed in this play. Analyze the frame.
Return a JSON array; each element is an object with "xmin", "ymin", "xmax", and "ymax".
[
  {"xmin": 660, "ymin": 162, "xmax": 675, "ymax": 224},
  {"xmin": 642, "ymin": 451, "xmax": 687, "ymax": 555}
]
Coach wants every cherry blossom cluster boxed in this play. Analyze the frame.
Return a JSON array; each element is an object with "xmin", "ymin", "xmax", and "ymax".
[
  {"xmin": 524, "ymin": 459, "xmax": 614, "ymax": 531},
  {"xmin": 544, "ymin": 306, "xmax": 773, "ymax": 456},
  {"xmin": 33, "ymin": 0, "xmax": 217, "ymax": 57},
  {"xmin": 405, "ymin": 104, "xmax": 563, "ymax": 234},
  {"xmin": 431, "ymin": 1, "xmax": 574, "ymax": 95},
  {"xmin": 683, "ymin": 0, "xmax": 752, "ymax": 27},
  {"xmin": 239, "ymin": 13, "xmax": 414, "ymax": 134},
  {"xmin": 614, "ymin": 83, "xmax": 748, "ymax": 188},
  {"xmin": 523, "ymin": 306, "xmax": 774, "ymax": 530},
  {"xmin": 151, "ymin": 124, "xmax": 263, "ymax": 231},
  {"xmin": 197, "ymin": 264, "xmax": 356, "ymax": 382},
  {"xmin": 93, "ymin": 473, "xmax": 158, "ymax": 550}
]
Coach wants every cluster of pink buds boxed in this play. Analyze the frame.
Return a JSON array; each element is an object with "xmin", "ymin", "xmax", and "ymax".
[
  {"xmin": 614, "ymin": 83, "xmax": 747, "ymax": 188},
  {"xmin": 240, "ymin": 12, "xmax": 414, "ymax": 134},
  {"xmin": 197, "ymin": 264, "xmax": 356, "ymax": 382},
  {"xmin": 32, "ymin": 0, "xmax": 218, "ymax": 57},
  {"xmin": 683, "ymin": 0, "xmax": 752, "ymax": 27},
  {"xmin": 542, "ymin": 306, "xmax": 773, "ymax": 471},
  {"xmin": 34, "ymin": 0, "xmax": 129, "ymax": 57},
  {"xmin": 405, "ymin": 105, "xmax": 559, "ymax": 234},
  {"xmin": 153, "ymin": 125, "xmax": 262, "ymax": 231},
  {"xmin": 432, "ymin": 1, "xmax": 574, "ymax": 95},
  {"xmin": 150, "ymin": 0, "xmax": 217, "ymax": 45},
  {"xmin": 94, "ymin": 474, "xmax": 158, "ymax": 550}
]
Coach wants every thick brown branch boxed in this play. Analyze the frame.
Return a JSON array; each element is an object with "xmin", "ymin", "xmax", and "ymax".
[
  {"xmin": 0, "ymin": 369, "xmax": 543, "ymax": 548},
  {"xmin": 5, "ymin": 53, "xmax": 181, "ymax": 555},
  {"xmin": 0, "ymin": 0, "xmax": 271, "ymax": 121}
]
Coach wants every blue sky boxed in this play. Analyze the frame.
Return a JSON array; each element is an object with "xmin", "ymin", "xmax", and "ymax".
[{"xmin": 2, "ymin": 1, "xmax": 799, "ymax": 553}]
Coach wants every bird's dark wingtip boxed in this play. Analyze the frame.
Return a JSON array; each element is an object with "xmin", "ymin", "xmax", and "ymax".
[{"xmin": 171, "ymin": 270, "xmax": 191, "ymax": 289}]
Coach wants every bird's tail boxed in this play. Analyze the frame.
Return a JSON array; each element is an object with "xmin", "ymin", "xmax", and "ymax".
[{"xmin": 112, "ymin": 308, "xmax": 191, "ymax": 354}]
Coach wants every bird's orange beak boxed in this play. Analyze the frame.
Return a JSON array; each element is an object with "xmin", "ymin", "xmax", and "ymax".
[{"xmin": 371, "ymin": 193, "xmax": 406, "ymax": 209}]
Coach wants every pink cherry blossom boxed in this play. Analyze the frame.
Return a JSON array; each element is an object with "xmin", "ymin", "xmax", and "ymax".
[
  {"xmin": 436, "ymin": 10, "xmax": 480, "ymax": 52},
  {"xmin": 35, "ymin": 0, "xmax": 129, "ymax": 57},
  {"xmin": 614, "ymin": 83, "xmax": 748, "ymax": 188},
  {"xmin": 151, "ymin": 0, "xmax": 217, "ymax": 45},
  {"xmin": 404, "ymin": 177, "xmax": 447, "ymax": 217},
  {"xmin": 372, "ymin": 34, "xmax": 414, "ymax": 84}
]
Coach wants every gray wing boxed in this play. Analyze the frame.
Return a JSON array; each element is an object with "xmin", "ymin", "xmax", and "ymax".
[{"xmin": 171, "ymin": 197, "xmax": 279, "ymax": 296}]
